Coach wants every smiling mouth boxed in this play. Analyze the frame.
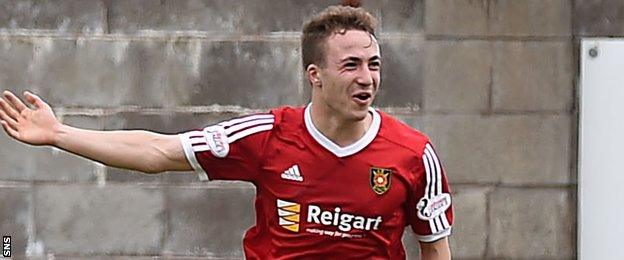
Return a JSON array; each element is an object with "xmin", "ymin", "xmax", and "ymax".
[
  {"xmin": 352, "ymin": 93, "xmax": 372, "ymax": 105},
  {"xmin": 353, "ymin": 93, "xmax": 371, "ymax": 101}
]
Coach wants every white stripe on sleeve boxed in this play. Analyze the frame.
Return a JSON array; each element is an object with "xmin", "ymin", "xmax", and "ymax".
[
  {"xmin": 218, "ymin": 114, "xmax": 274, "ymax": 127},
  {"xmin": 228, "ymin": 124, "xmax": 273, "ymax": 143},
  {"xmin": 225, "ymin": 118, "xmax": 275, "ymax": 135},
  {"xmin": 424, "ymin": 149, "xmax": 437, "ymax": 198},
  {"xmin": 425, "ymin": 143, "xmax": 450, "ymax": 230},
  {"xmin": 426, "ymin": 143, "xmax": 443, "ymax": 196},
  {"xmin": 422, "ymin": 153, "xmax": 438, "ymax": 234}
]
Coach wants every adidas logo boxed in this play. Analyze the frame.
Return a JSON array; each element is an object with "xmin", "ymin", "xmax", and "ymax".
[
  {"xmin": 277, "ymin": 199, "xmax": 301, "ymax": 232},
  {"xmin": 281, "ymin": 165, "xmax": 303, "ymax": 182}
]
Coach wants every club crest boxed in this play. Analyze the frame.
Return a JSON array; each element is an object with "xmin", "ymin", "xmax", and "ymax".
[{"xmin": 370, "ymin": 167, "xmax": 391, "ymax": 195}]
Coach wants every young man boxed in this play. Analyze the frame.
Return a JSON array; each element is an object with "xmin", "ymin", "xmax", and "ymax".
[{"xmin": 0, "ymin": 5, "xmax": 452, "ymax": 260}]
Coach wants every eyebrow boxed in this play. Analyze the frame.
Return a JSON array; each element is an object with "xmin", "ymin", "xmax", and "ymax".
[{"xmin": 339, "ymin": 55, "xmax": 381, "ymax": 63}]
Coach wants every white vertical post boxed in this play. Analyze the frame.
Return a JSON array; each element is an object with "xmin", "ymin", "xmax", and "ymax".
[{"xmin": 579, "ymin": 39, "xmax": 624, "ymax": 260}]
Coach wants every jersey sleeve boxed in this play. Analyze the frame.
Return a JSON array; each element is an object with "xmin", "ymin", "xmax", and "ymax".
[
  {"xmin": 407, "ymin": 142, "xmax": 454, "ymax": 242},
  {"xmin": 178, "ymin": 113, "xmax": 274, "ymax": 182}
]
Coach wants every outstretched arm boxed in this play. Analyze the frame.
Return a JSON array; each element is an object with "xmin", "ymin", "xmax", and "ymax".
[{"xmin": 0, "ymin": 90, "xmax": 192, "ymax": 173}]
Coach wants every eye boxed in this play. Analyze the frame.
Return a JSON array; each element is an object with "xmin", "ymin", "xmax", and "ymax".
[
  {"xmin": 344, "ymin": 62, "xmax": 357, "ymax": 70},
  {"xmin": 369, "ymin": 61, "xmax": 380, "ymax": 70}
]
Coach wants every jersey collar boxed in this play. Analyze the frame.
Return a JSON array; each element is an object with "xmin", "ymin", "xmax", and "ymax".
[{"xmin": 304, "ymin": 103, "xmax": 381, "ymax": 158}]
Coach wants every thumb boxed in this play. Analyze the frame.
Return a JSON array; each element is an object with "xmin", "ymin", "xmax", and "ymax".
[{"xmin": 24, "ymin": 91, "xmax": 45, "ymax": 109}]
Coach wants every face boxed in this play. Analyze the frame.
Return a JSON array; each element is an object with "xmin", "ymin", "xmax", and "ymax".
[{"xmin": 309, "ymin": 29, "xmax": 381, "ymax": 122}]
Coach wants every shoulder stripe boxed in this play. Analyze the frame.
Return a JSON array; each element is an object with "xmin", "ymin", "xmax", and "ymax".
[
  {"xmin": 422, "ymin": 152, "xmax": 437, "ymax": 233},
  {"xmin": 423, "ymin": 151, "xmax": 437, "ymax": 199},
  {"xmin": 424, "ymin": 143, "xmax": 450, "ymax": 232},
  {"xmin": 225, "ymin": 117, "xmax": 274, "ymax": 136},
  {"xmin": 422, "ymin": 142, "xmax": 452, "ymax": 233},
  {"xmin": 218, "ymin": 114, "xmax": 274, "ymax": 128},
  {"xmin": 422, "ymin": 154, "xmax": 432, "ymax": 202},
  {"xmin": 228, "ymin": 124, "xmax": 273, "ymax": 143},
  {"xmin": 425, "ymin": 143, "xmax": 442, "ymax": 195}
]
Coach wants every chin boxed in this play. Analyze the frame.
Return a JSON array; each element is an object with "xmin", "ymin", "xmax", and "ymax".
[{"xmin": 348, "ymin": 109, "xmax": 369, "ymax": 122}]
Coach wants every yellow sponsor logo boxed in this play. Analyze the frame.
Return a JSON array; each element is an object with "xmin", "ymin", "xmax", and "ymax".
[{"xmin": 277, "ymin": 199, "xmax": 300, "ymax": 232}]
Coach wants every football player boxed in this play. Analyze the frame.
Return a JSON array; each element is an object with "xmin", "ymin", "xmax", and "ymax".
[{"xmin": 0, "ymin": 3, "xmax": 453, "ymax": 260}]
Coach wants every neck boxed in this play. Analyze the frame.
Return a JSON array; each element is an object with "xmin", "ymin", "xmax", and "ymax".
[{"xmin": 309, "ymin": 102, "xmax": 372, "ymax": 147}]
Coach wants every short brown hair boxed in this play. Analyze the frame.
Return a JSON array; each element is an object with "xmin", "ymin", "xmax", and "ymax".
[{"xmin": 301, "ymin": 6, "xmax": 378, "ymax": 70}]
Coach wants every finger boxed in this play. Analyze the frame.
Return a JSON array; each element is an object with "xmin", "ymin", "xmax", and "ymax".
[
  {"xmin": 0, "ymin": 108, "xmax": 18, "ymax": 129},
  {"xmin": 0, "ymin": 98, "xmax": 20, "ymax": 121},
  {"xmin": 24, "ymin": 91, "xmax": 46, "ymax": 109},
  {"xmin": 2, "ymin": 91, "xmax": 28, "ymax": 112},
  {"xmin": 1, "ymin": 120, "xmax": 20, "ymax": 139}
]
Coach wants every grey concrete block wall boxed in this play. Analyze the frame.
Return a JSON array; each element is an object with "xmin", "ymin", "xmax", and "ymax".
[
  {"xmin": 423, "ymin": 40, "xmax": 491, "ymax": 112},
  {"xmin": 488, "ymin": 0, "xmax": 572, "ymax": 37},
  {"xmin": 450, "ymin": 186, "xmax": 489, "ymax": 258},
  {"xmin": 376, "ymin": 37, "xmax": 424, "ymax": 108},
  {"xmin": 163, "ymin": 182, "xmax": 255, "ymax": 258},
  {"xmin": 0, "ymin": 0, "xmax": 105, "ymax": 32},
  {"xmin": 107, "ymin": 0, "xmax": 339, "ymax": 34},
  {"xmin": 489, "ymin": 188, "xmax": 575, "ymax": 259},
  {"xmin": 399, "ymin": 114, "xmax": 572, "ymax": 185},
  {"xmin": 424, "ymin": 0, "xmax": 489, "ymax": 36},
  {"xmin": 3, "ymin": 0, "xmax": 620, "ymax": 258},
  {"xmin": 0, "ymin": 136, "xmax": 98, "ymax": 182},
  {"xmin": 492, "ymin": 41, "xmax": 573, "ymax": 111},
  {"xmin": 575, "ymin": 0, "xmax": 624, "ymax": 36},
  {"xmin": 34, "ymin": 185, "xmax": 165, "ymax": 255}
]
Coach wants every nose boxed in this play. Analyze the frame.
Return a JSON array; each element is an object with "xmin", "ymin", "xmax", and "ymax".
[{"xmin": 356, "ymin": 66, "xmax": 374, "ymax": 87}]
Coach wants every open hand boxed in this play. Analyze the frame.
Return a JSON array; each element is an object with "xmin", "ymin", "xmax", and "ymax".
[{"xmin": 0, "ymin": 91, "xmax": 60, "ymax": 146}]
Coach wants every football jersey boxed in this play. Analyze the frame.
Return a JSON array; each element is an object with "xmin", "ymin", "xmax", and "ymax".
[{"xmin": 179, "ymin": 104, "xmax": 453, "ymax": 259}]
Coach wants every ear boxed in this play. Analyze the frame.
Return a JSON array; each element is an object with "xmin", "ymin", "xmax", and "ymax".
[{"xmin": 306, "ymin": 64, "xmax": 322, "ymax": 87}]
